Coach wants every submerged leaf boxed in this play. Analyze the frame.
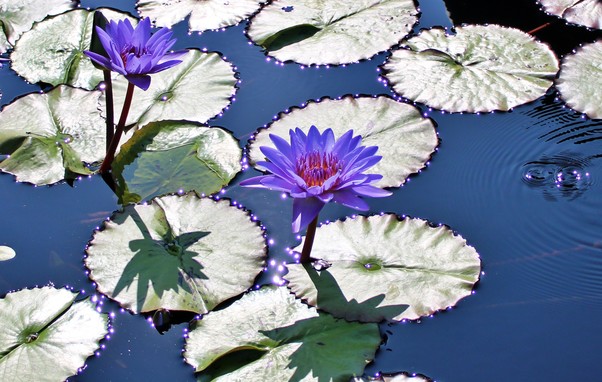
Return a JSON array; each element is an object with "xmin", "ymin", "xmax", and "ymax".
[
  {"xmin": 556, "ymin": 40, "xmax": 602, "ymax": 119},
  {"xmin": 286, "ymin": 215, "xmax": 481, "ymax": 321},
  {"xmin": 184, "ymin": 286, "xmax": 381, "ymax": 381},
  {"xmin": 112, "ymin": 120, "xmax": 242, "ymax": 204},
  {"xmin": 111, "ymin": 49, "xmax": 237, "ymax": 128},
  {"xmin": 0, "ymin": 246, "xmax": 15, "ymax": 261},
  {"xmin": 10, "ymin": 8, "xmax": 136, "ymax": 89},
  {"xmin": 0, "ymin": 86, "xmax": 105, "ymax": 185},
  {"xmin": 137, "ymin": 0, "xmax": 265, "ymax": 31},
  {"xmin": 248, "ymin": 95, "xmax": 437, "ymax": 188},
  {"xmin": 85, "ymin": 193, "xmax": 266, "ymax": 314},
  {"xmin": 538, "ymin": 0, "xmax": 602, "ymax": 29},
  {"xmin": 247, "ymin": 0, "xmax": 418, "ymax": 65},
  {"xmin": 0, "ymin": 286, "xmax": 108, "ymax": 382},
  {"xmin": 0, "ymin": 0, "xmax": 75, "ymax": 53},
  {"xmin": 383, "ymin": 25, "xmax": 559, "ymax": 112}
]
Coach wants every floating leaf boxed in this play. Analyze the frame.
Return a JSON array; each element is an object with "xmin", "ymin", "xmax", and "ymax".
[
  {"xmin": 0, "ymin": 85, "xmax": 106, "ymax": 185},
  {"xmin": 248, "ymin": 95, "xmax": 437, "ymax": 188},
  {"xmin": 247, "ymin": 0, "xmax": 418, "ymax": 65},
  {"xmin": 0, "ymin": 286, "xmax": 108, "ymax": 382},
  {"xmin": 382, "ymin": 25, "xmax": 559, "ymax": 112},
  {"xmin": 0, "ymin": 246, "xmax": 15, "ymax": 261},
  {"xmin": 556, "ymin": 40, "xmax": 602, "ymax": 119},
  {"xmin": 111, "ymin": 49, "xmax": 237, "ymax": 128},
  {"xmin": 184, "ymin": 285, "xmax": 381, "ymax": 381},
  {"xmin": 286, "ymin": 215, "xmax": 481, "ymax": 322},
  {"xmin": 137, "ymin": 0, "xmax": 265, "ymax": 31},
  {"xmin": 10, "ymin": 8, "xmax": 136, "ymax": 89},
  {"xmin": 538, "ymin": 0, "xmax": 602, "ymax": 29},
  {"xmin": 0, "ymin": 0, "xmax": 75, "ymax": 53},
  {"xmin": 85, "ymin": 193, "xmax": 266, "ymax": 314},
  {"xmin": 112, "ymin": 120, "xmax": 242, "ymax": 204}
]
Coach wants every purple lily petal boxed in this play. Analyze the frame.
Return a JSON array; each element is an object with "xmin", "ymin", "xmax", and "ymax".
[
  {"xmin": 332, "ymin": 189, "xmax": 370, "ymax": 210},
  {"xmin": 269, "ymin": 134, "xmax": 293, "ymax": 159},
  {"xmin": 351, "ymin": 185, "xmax": 393, "ymax": 197},
  {"xmin": 292, "ymin": 197, "xmax": 325, "ymax": 233},
  {"xmin": 125, "ymin": 74, "xmax": 151, "ymax": 90}
]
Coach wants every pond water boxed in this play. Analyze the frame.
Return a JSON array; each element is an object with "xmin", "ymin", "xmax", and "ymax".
[{"xmin": 1, "ymin": 0, "xmax": 601, "ymax": 381}]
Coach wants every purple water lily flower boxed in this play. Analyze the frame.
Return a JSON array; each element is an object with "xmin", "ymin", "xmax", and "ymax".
[
  {"xmin": 241, "ymin": 125, "xmax": 392, "ymax": 233},
  {"xmin": 84, "ymin": 17, "xmax": 186, "ymax": 90}
]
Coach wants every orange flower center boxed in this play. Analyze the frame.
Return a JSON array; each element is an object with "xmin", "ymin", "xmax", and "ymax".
[{"xmin": 296, "ymin": 151, "xmax": 341, "ymax": 187}]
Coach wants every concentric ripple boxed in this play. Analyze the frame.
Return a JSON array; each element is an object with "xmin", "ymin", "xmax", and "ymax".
[{"xmin": 522, "ymin": 154, "xmax": 593, "ymax": 200}]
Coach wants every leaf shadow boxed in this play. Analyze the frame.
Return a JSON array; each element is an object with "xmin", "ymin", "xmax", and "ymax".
[{"xmin": 112, "ymin": 206, "xmax": 209, "ymax": 312}]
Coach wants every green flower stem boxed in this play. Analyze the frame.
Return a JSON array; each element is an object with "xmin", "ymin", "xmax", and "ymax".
[
  {"xmin": 300, "ymin": 216, "xmax": 318, "ymax": 263},
  {"xmin": 102, "ymin": 70, "xmax": 114, "ymax": 153},
  {"xmin": 99, "ymin": 82, "xmax": 135, "ymax": 174}
]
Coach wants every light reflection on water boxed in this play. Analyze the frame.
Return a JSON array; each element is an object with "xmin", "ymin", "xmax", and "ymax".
[{"xmin": 0, "ymin": 0, "xmax": 602, "ymax": 381}]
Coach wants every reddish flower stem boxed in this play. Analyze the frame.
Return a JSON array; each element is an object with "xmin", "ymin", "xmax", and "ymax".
[
  {"xmin": 300, "ymin": 216, "xmax": 319, "ymax": 264},
  {"xmin": 527, "ymin": 22, "xmax": 551, "ymax": 35},
  {"xmin": 99, "ymin": 82, "xmax": 135, "ymax": 174},
  {"xmin": 102, "ymin": 70, "xmax": 114, "ymax": 153}
]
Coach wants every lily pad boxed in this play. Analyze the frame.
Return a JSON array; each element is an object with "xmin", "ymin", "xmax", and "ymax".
[
  {"xmin": 184, "ymin": 285, "xmax": 381, "ymax": 381},
  {"xmin": 85, "ymin": 193, "xmax": 266, "ymax": 314},
  {"xmin": 538, "ymin": 0, "xmax": 602, "ymax": 29},
  {"xmin": 0, "ymin": 0, "xmax": 75, "ymax": 53},
  {"xmin": 248, "ymin": 95, "xmax": 438, "ymax": 188},
  {"xmin": 382, "ymin": 24, "xmax": 559, "ymax": 112},
  {"xmin": 0, "ymin": 85, "xmax": 106, "ymax": 185},
  {"xmin": 112, "ymin": 120, "xmax": 243, "ymax": 204},
  {"xmin": 10, "ymin": 8, "xmax": 136, "ymax": 89},
  {"xmin": 111, "ymin": 49, "xmax": 237, "ymax": 128},
  {"xmin": 556, "ymin": 40, "xmax": 602, "ymax": 119},
  {"xmin": 0, "ymin": 286, "xmax": 108, "ymax": 382},
  {"xmin": 285, "ymin": 214, "xmax": 481, "ymax": 322},
  {"xmin": 137, "ymin": 0, "xmax": 265, "ymax": 32},
  {"xmin": 247, "ymin": 0, "xmax": 418, "ymax": 65},
  {"xmin": 0, "ymin": 246, "xmax": 15, "ymax": 261}
]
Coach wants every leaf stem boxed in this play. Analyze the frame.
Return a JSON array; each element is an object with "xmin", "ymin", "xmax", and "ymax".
[
  {"xmin": 99, "ymin": 82, "xmax": 135, "ymax": 174},
  {"xmin": 300, "ymin": 216, "xmax": 318, "ymax": 264},
  {"xmin": 102, "ymin": 70, "xmax": 114, "ymax": 153}
]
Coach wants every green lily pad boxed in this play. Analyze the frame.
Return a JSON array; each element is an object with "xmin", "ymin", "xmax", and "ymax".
[
  {"xmin": 382, "ymin": 24, "xmax": 559, "ymax": 112},
  {"xmin": 0, "ymin": 286, "xmax": 108, "ymax": 382},
  {"xmin": 10, "ymin": 8, "xmax": 136, "ymax": 89},
  {"xmin": 248, "ymin": 95, "xmax": 437, "ymax": 188},
  {"xmin": 184, "ymin": 285, "xmax": 381, "ymax": 381},
  {"xmin": 137, "ymin": 0, "xmax": 265, "ymax": 31},
  {"xmin": 0, "ymin": 246, "xmax": 15, "ymax": 261},
  {"xmin": 247, "ymin": 0, "xmax": 418, "ymax": 65},
  {"xmin": 0, "ymin": 0, "xmax": 74, "ymax": 53},
  {"xmin": 538, "ymin": 0, "xmax": 602, "ymax": 29},
  {"xmin": 110, "ymin": 49, "xmax": 237, "ymax": 128},
  {"xmin": 112, "ymin": 120, "xmax": 243, "ymax": 204},
  {"xmin": 556, "ymin": 40, "xmax": 602, "ymax": 119},
  {"xmin": 285, "ymin": 214, "xmax": 481, "ymax": 322},
  {"xmin": 0, "ymin": 85, "xmax": 106, "ymax": 185},
  {"xmin": 85, "ymin": 193, "xmax": 266, "ymax": 314}
]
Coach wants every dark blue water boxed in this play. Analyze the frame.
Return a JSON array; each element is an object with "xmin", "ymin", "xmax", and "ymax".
[{"xmin": 1, "ymin": 0, "xmax": 602, "ymax": 381}]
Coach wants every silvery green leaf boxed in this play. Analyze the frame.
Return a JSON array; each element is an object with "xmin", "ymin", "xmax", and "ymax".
[
  {"xmin": 286, "ymin": 215, "xmax": 481, "ymax": 322},
  {"xmin": 247, "ymin": 0, "xmax": 418, "ymax": 65},
  {"xmin": 0, "ymin": 246, "xmax": 15, "ymax": 261},
  {"xmin": 556, "ymin": 40, "xmax": 602, "ymax": 119},
  {"xmin": 85, "ymin": 193, "xmax": 266, "ymax": 314},
  {"xmin": 248, "ymin": 95, "xmax": 437, "ymax": 188},
  {"xmin": 538, "ymin": 0, "xmax": 602, "ymax": 29},
  {"xmin": 383, "ymin": 25, "xmax": 559, "ymax": 112}
]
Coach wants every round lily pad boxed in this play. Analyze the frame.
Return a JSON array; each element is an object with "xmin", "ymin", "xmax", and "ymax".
[
  {"xmin": 285, "ymin": 214, "xmax": 481, "ymax": 322},
  {"xmin": 0, "ymin": 0, "xmax": 74, "ymax": 53},
  {"xmin": 247, "ymin": 0, "xmax": 418, "ymax": 65},
  {"xmin": 85, "ymin": 193, "xmax": 266, "ymax": 314},
  {"xmin": 10, "ymin": 8, "xmax": 136, "ymax": 89},
  {"xmin": 382, "ymin": 24, "xmax": 559, "ymax": 112},
  {"xmin": 556, "ymin": 40, "xmax": 602, "ymax": 119},
  {"xmin": 538, "ymin": 0, "xmax": 602, "ymax": 29},
  {"xmin": 112, "ymin": 120, "xmax": 243, "ymax": 204},
  {"xmin": 110, "ymin": 48, "xmax": 237, "ymax": 128},
  {"xmin": 184, "ymin": 285, "xmax": 381, "ymax": 381},
  {"xmin": 137, "ymin": 0, "xmax": 265, "ymax": 31},
  {"xmin": 0, "ymin": 246, "xmax": 15, "ymax": 261},
  {"xmin": 0, "ymin": 286, "xmax": 108, "ymax": 382},
  {"xmin": 248, "ymin": 95, "xmax": 438, "ymax": 188},
  {"xmin": 0, "ymin": 85, "xmax": 105, "ymax": 185}
]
